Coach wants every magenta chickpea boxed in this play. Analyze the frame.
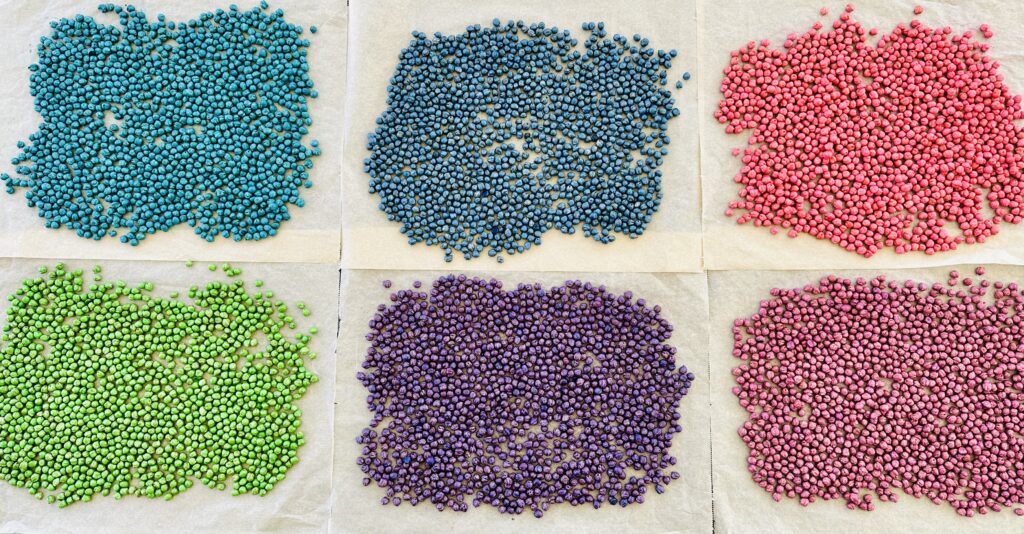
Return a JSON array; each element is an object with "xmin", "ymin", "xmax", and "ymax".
[{"xmin": 731, "ymin": 269, "xmax": 1024, "ymax": 517}]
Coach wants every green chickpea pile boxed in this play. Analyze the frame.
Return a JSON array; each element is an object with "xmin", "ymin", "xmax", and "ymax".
[{"xmin": 0, "ymin": 264, "xmax": 318, "ymax": 507}]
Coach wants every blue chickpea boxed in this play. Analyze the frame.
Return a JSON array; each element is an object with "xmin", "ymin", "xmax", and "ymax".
[
  {"xmin": 1, "ymin": 3, "xmax": 319, "ymax": 245},
  {"xmin": 366, "ymin": 21, "xmax": 680, "ymax": 262}
]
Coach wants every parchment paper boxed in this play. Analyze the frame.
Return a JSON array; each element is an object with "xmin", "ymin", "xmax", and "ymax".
[
  {"xmin": 332, "ymin": 270, "xmax": 712, "ymax": 534},
  {"xmin": 708, "ymin": 265, "xmax": 1024, "ymax": 534},
  {"xmin": 0, "ymin": 259, "xmax": 339, "ymax": 534},
  {"xmin": 341, "ymin": 0, "xmax": 702, "ymax": 273},
  {"xmin": 0, "ymin": 0, "xmax": 344, "ymax": 264},
  {"xmin": 699, "ymin": 0, "xmax": 1024, "ymax": 271}
]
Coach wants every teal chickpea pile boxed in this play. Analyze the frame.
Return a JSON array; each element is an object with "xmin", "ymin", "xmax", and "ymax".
[
  {"xmin": 0, "ymin": 263, "xmax": 318, "ymax": 507},
  {"xmin": 2, "ymin": 2, "xmax": 319, "ymax": 245}
]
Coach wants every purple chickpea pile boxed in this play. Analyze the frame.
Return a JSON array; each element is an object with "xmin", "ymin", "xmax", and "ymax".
[{"xmin": 356, "ymin": 275, "xmax": 694, "ymax": 517}]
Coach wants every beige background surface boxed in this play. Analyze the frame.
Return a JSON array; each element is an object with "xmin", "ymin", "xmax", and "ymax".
[
  {"xmin": 708, "ymin": 264, "xmax": 1024, "ymax": 534},
  {"xmin": 341, "ymin": 0, "xmax": 703, "ymax": 273},
  {"xmin": 0, "ymin": 259, "xmax": 339, "ymax": 534},
  {"xmin": 5, "ymin": 0, "xmax": 1024, "ymax": 533},
  {"xmin": 700, "ymin": 0, "xmax": 1024, "ymax": 271},
  {"xmin": 0, "ymin": 0, "xmax": 344, "ymax": 264},
  {"xmin": 332, "ymin": 270, "xmax": 712, "ymax": 533}
]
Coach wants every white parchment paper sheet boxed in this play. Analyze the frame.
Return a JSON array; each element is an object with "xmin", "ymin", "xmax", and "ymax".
[
  {"xmin": 0, "ymin": 259, "xmax": 339, "ymax": 534},
  {"xmin": 708, "ymin": 265, "xmax": 1024, "ymax": 534},
  {"xmin": 0, "ymin": 0, "xmax": 344, "ymax": 264},
  {"xmin": 699, "ymin": 0, "xmax": 1024, "ymax": 271},
  {"xmin": 342, "ymin": 0, "xmax": 702, "ymax": 273},
  {"xmin": 332, "ymin": 270, "xmax": 712, "ymax": 533}
]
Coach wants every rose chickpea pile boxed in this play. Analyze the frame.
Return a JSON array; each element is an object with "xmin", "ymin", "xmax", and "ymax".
[
  {"xmin": 731, "ymin": 266, "xmax": 1024, "ymax": 517},
  {"xmin": 716, "ymin": 4, "xmax": 1024, "ymax": 257}
]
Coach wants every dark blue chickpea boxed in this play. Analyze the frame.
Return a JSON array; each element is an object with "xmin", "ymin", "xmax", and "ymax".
[{"xmin": 366, "ymin": 21, "xmax": 682, "ymax": 262}]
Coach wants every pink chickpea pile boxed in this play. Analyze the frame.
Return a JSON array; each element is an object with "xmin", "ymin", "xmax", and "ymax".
[
  {"xmin": 716, "ymin": 4, "xmax": 1024, "ymax": 257},
  {"xmin": 731, "ymin": 267, "xmax": 1024, "ymax": 516}
]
